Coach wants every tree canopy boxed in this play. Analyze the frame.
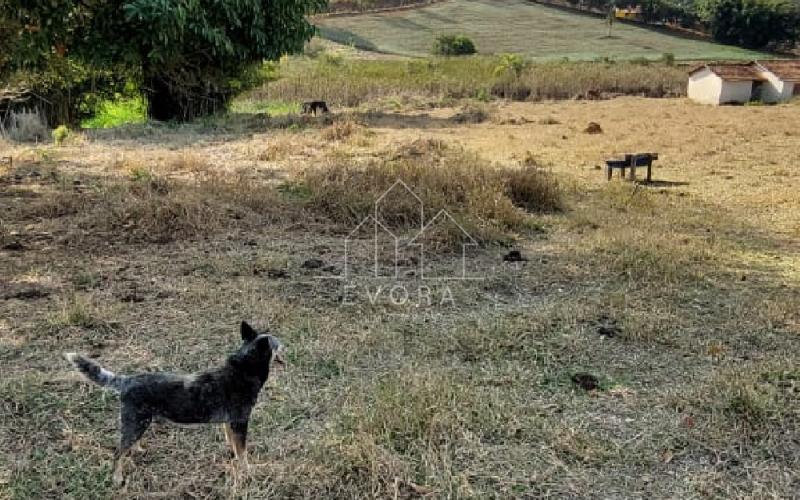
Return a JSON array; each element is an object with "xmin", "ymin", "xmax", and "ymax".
[
  {"xmin": 697, "ymin": 0, "xmax": 800, "ymax": 48},
  {"xmin": 1, "ymin": 0, "xmax": 325, "ymax": 120}
]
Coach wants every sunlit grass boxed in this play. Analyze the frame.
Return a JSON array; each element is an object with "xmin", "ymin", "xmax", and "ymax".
[{"xmin": 80, "ymin": 96, "xmax": 147, "ymax": 129}]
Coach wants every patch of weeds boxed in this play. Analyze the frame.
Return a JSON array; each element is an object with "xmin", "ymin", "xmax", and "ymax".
[
  {"xmin": 312, "ymin": 358, "xmax": 342, "ymax": 379},
  {"xmin": 301, "ymin": 140, "xmax": 561, "ymax": 247},
  {"xmin": 450, "ymin": 104, "xmax": 490, "ymax": 124},
  {"xmin": 71, "ymin": 272, "xmax": 102, "ymax": 290},
  {"xmin": 52, "ymin": 125, "xmax": 70, "ymax": 146},
  {"xmin": 504, "ymin": 165, "xmax": 562, "ymax": 212},
  {"xmin": 8, "ymin": 448, "xmax": 112, "ymax": 499},
  {"xmin": 321, "ymin": 119, "xmax": 362, "ymax": 141},
  {"xmin": 277, "ymin": 181, "xmax": 312, "ymax": 200},
  {"xmin": 44, "ymin": 296, "xmax": 117, "ymax": 337},
  {"xmin": 127, "ymin": 165, "xmax": 152, "ymax": 182}
]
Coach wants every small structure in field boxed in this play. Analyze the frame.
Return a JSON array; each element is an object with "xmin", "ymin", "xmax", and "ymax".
[
  {"xmin": 688, "ymin": 61, "xmax": 800, "ymax": 105},
  {"xmin": 687, "ymin": 64, "xmax": 762, "ymax": 105},
  {"xmin": 751, "ymin": 61, "xmax": 800, "ymax": 102}
]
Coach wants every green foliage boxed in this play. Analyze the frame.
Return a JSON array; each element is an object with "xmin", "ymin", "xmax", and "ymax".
[
  {"xmin": 1, "ymin": 57, "xmax": 129, "ymax": 126},
  {"xmin": 52, "ymin": 125, "xmax": 69, "ymax": 145},
  {"xmin": 493, "ymin": 53, "xmax": 527, "ymax": 78},
  {"xmin": 661, "ymin": 52, "xmax": 675, "ymax": 66},
  {"xmin": 80, "ymin": 95, "xmax": 146, "ymax": 129},
  {"xmin": 2, "ymin": 0, "xmax": 326, "ymax": 121},
  {"xmin": 432, "ymin": 34, "xmax": 477, "ymax": 56},
  {"xmin": 697, "ymin": 0, "xmax": 800, "ymax": 48}
]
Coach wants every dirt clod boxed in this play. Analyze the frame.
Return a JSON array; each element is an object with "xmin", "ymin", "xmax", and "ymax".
[
  {"xmin": 571, "ymin": 373, "xmax": 600, "ymax": 391},
  {"xmin": 301, "ymin": 258, "xmax": 325, "ymax": 269},
  {"xmin": 503, "ymin": 250, "xmax": 527, "ymax": 262},
  {"xmin": 584, "ymin": 122, "xmax": 603, "ymax": 134}
]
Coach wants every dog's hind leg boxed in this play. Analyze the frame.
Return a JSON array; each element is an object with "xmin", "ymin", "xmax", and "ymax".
[
  {"xmin": 222, "ymin": 423, "xmax": 236, "ymax": 458},
  {"xmin": 226, "ymin": 421, "xmax": 249, "ymax": 465},
  {"xmin": 113, "ymin": 403, "xmax": 151, "ymax": 487}
]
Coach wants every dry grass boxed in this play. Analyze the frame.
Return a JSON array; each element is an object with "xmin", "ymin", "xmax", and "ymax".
[
  {"xmin": 301, "ymin": 139, "xmax": 561, "ymax": 246},
  {"xmin": 252, "ymin": 56, "xmax": 687, "ymax": 108},
  {"xmin": 1, "ymin": 95, "xmax": 799, "ymax": 499}
]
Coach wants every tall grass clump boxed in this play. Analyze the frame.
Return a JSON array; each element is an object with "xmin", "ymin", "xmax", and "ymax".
[
  {"xmin": 301, "ymin": 139, "xmax": 560, "ymax": 246},
  {"xmin": 252, "ymin": 56, "xmax": 686, "ymax": 107}
]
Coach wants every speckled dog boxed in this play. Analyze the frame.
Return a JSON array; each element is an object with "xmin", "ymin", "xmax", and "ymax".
[{"xmin": 65, "ymin": 321, "xmax": 285, "ymax": 486}]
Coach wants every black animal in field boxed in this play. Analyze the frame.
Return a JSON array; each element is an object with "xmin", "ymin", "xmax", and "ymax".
[{"xmin": 301, "ymin": 100, "xmax": 330, "ymax": 116}]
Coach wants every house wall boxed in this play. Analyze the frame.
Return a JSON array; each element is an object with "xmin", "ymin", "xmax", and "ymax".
[
  {"xmin": 688, "ymin": 69, "xmax": 723, "ymax": 104},
  {"xmin": 718, "ymin": 80, "xmax": 753, "ymax": 104},
  {"xmin": 755, "ymin": 69, "xmax": 794, "ymax": 103}
]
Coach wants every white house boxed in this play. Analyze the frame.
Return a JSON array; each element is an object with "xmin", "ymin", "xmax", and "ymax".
[
  {"xmin": 687, "ymin": 64, "xmax": 763, "ymax": 105},
  {"xmin": 688, "ymin": 61, "xmax": 800, "ymax": 105},
  {"xmin": 752, "ymin": 61, "xmax": 800, "ymax": 103}
]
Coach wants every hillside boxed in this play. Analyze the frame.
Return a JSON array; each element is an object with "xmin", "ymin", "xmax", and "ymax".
[{"xmin": 316, "ymin": 0, "xmax": 769, "ymax": 60}]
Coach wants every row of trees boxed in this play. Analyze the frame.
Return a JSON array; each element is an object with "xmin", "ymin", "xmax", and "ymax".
[
  {"xmin": 564, "ymin": 0, "xmax": 800, "ymax": 49},
  {"xmin": 1, "ymin": 0, "xmax": 325, "ymax": 122}
]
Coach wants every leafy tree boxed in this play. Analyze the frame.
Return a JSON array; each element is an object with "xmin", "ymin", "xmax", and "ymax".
[
  {"xmin": 697, "ymin": 0, "xmax": 800, "ymax": 48},
  {"xmin": 2, "ymin": 0, "xmax": 325, "ymax": 121}
]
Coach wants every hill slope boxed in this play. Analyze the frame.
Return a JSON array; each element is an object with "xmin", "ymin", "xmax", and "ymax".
[{"xmin": 316, "ymin": 0, "xmax": 769, "ymax": 60}]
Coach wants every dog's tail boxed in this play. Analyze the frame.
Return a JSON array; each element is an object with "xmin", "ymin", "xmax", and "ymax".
[{"xmin": 65, "ymin": 353, "xmax": 126, "ymax": 391}]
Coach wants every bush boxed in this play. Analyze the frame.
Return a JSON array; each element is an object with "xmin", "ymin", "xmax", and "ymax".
[
  {"xmin": 1, "ymin": 109, "xmax": 48, "ymax": 142},
  {"xmin": 504, "ymin": 165, "xmax": 563, "ymax": 213},
  {"xmin": 493, "ymin": 53, "xmax": 526, "ymax": 78},
  {"xmin": 432, "ymin": 34, "xmax": 477, "ymax": 56},
  {"xmin": 52, "ymin": 125, "xmax": 69, "ymax": 145},
  {"xmin": 301, "ymin": 140, "xmax": 561, "ymax": 247}
]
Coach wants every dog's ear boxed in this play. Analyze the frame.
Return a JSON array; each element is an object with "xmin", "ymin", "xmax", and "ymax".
[{"xmin": 241, "ymin": 321, "xmax": 258, "ymax": 342}]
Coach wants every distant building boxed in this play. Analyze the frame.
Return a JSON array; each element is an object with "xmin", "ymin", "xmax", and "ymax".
[
  {"xmin": 752, "ymin": 61, "xmax": 800, "ymax": 103},
  {"xmin": 614, "ymin": 5, "xmax": 642, "ymax": 21},
  {"xmin": 687, "ymin": 64, "xmax": 762, "ymax": 105},
  {"xmin": 687, "ymin": 61, "xmax": 800, "ymax": 105}
]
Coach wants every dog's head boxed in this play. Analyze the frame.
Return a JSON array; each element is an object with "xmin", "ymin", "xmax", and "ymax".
[{"xmin": 231, "ymin": 321, "xmax": 286, "ymax": 381}]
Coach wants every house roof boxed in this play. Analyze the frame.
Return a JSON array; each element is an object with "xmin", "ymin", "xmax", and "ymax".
[
  {"xmin": 689, "ymin": 63, "xmax": 765, "ymax": 82},
  {"xmin": 754, "ymin": 60, "xmax": 800, "ymax": 83}
]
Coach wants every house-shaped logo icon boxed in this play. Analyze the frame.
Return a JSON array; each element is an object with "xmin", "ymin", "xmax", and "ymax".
[{"xmin": 343, "ymin": 179, "xmax": 478, "ymax": 280}]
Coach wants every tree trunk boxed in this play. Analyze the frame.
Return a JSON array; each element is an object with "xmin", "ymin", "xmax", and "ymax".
[{"xmin": 144, "ymin": 75, "xmax": 226, "ymax": 122}]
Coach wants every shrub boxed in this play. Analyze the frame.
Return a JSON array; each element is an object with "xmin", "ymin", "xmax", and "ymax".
[
  {"xmin": 432, "ymin": 34, "xmax": 477, "ymax": 56},
  {"xmin": 321, "ymin": 119, "xmax": 361, "ymax": 141},
  {"xmin": 1, "ymin": 109, "xmax": 48, "ymax": 142},
  {"xmin": 301, "ymin": 140, "xmax": 561, "ymax": 246},
  {"xmin": 52, "ymin": 125, "xmax": 69, "ymax": 145},
  {"xmin": 493, "ymin": 53, "xmax": 526, "ymax": 78},
  {"xmin": 504, "ymin": 165, "xmax": 563, "ymax": 213}
]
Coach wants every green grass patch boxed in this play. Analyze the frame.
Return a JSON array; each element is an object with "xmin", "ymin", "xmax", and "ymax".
[
  {"xmin": 316, "ymin": 0, "xmax": 769, "ymax": 60},
  {"xmin": 80, "ymin": 96, "xmax": 146, "ymax": 129},
  {"xmin": 228, "ymin": 98, "xmax": 301, "ymax": 115}
]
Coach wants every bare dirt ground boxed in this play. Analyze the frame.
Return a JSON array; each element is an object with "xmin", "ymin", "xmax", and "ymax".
[{"xmin": 1, "ymin": 97, "xmax": 799, "ymax": 498}]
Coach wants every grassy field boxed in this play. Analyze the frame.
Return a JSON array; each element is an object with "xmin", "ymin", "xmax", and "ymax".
[
  {"xmin": 2, "ymin": 78, "xmax": 800, "ymax": 498},
  {"xmin": 249, "ymin": 54, "xmax": 689, "ymax": 108},
  {"xmin": 316, "ymin": 0, "xmax": 770, "ymax": 60}
]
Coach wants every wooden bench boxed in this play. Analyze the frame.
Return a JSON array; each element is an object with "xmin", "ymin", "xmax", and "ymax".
[{"xmin": 606, "ymin": 153, "xmax": 658, "ymax": 182}]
